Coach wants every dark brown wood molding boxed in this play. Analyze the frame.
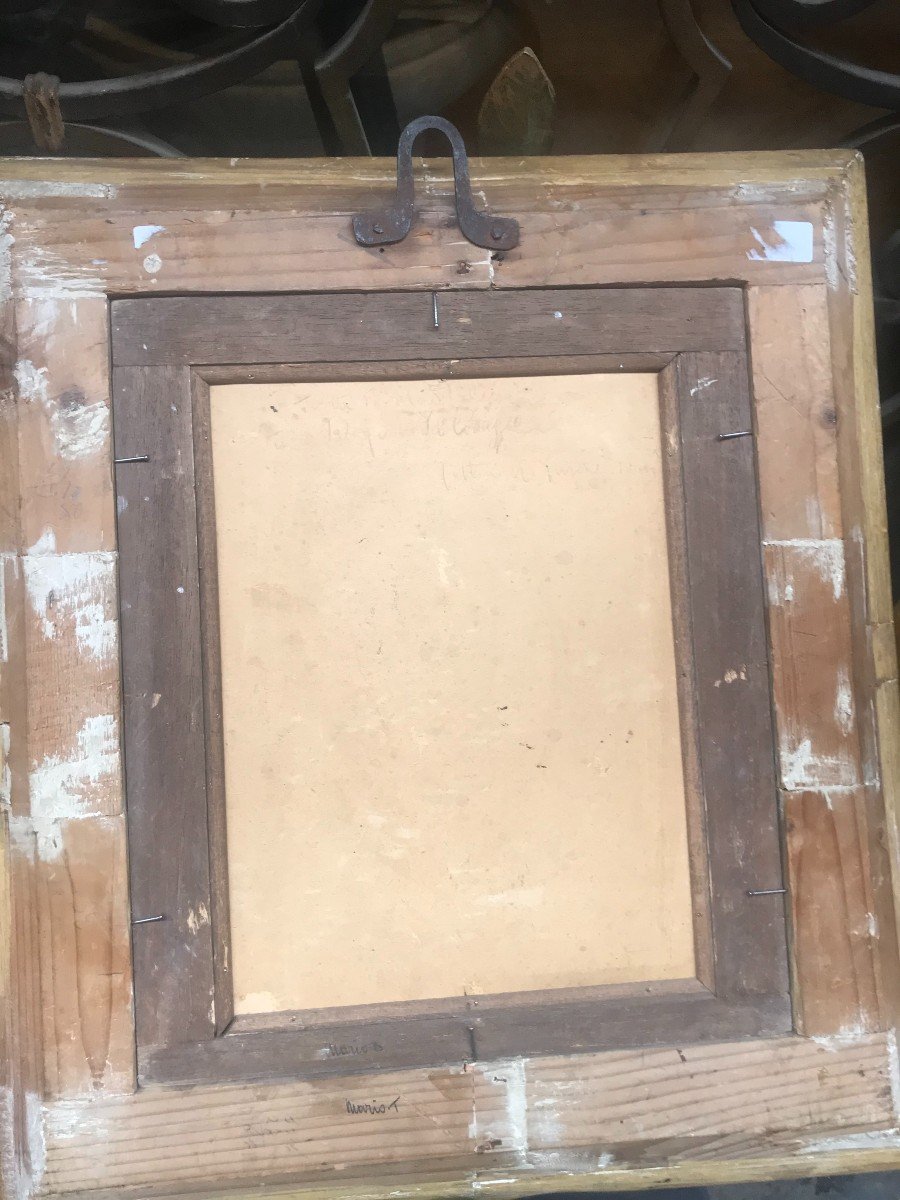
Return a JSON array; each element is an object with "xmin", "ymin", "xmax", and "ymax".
[{"xmin": 112, "ymin": 285, "xmax": 791, "ymax": 1090}]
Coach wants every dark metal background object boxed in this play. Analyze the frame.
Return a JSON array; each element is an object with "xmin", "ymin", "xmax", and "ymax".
[
  {"xmin": 748, "ymin": 0, "xmax": 877, "ymax": 34},
  {"xmin": 656, "ymin": 0, "xmax": 731, "ymax": 151},
  {"xmin": 352, "ymin": 114, "xmax": 520, "ymax": 251},
  {"xmin": 732, "ymin": 0, "xmax": 900, "ymax": 109},
  {"xmin": 0, "ymin": 6, "xmax": 314, "ymax": 121},
  {"xmin": 170, "ymin": 0, "xmax": 311, "ymax": 26}
]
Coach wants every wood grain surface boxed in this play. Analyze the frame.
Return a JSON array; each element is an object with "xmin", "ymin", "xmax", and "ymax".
[
  {"xmin": 114, "ymin": 292, "xmax": 790, "ymax": 1088},
  {"xmin": 0, "ymin": 151, "xmax": 897, "ymax": 1199},
  {"xmin": 110, "ymin": 288, "xmax": 745, "ymax": 367},
  {"xmin": 42, "ymin": 1034, "xmax": 896, "ymax": 1198},
  {"xmin": 113, "ymin": 366, "xmax": 215, "ymax": 1051}
]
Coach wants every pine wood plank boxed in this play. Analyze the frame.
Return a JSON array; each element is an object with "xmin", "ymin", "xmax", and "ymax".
[
  {"xmin": 764, "ymin": 541, "xmax": 862, "ymax": 791},
  {"xmin": 20, "ymin": 203, "xmax": 825, "ymax": 298},
  {"xmin": 0, "ymin": 219, "xmax": 44, "ymax": 1200},
  {"xmin": 750, "ymin": 268, "xmax": 900, "ymax": 1037},
  {"xmin": 523, "ymin": 1034, "xmax": 892, "ymax": 1147},
  {"xmin": 13, "ymin": 298, "xmax": 114, "ymax": 555},
  {"xmin": 1, "ymin": 161, "xmax": 833, "ymax": 306},
  {"xmin": 11, "ymin": 319, "xmax": 133, "ymax": 1095},
  {"xmin": 0, "ymin": 148, "xmax": 857, "ymax": 193},
  {"xmin": 37, "ymin": 816, "xmax": 133, "ymax": 1097},
  {"xmin": 1, "ymin": 555, "xmax": 25, "ymax": 820},
  {"xmin": 0, "ymin": 822, "xmax": 44, "ymax": 1200},
  {"xmin": 749, "ymin": 284, "xmax": 842, "ymax": 541},
  {"xmin": 783, "ymin": 788, "xmax": 880, "ymax": 1036},
  {"xmin": 21, "ymin": 551, "xmax": 121, "ymax": 825},
  {"xmin": 41, "ymin": 1035, "xmax": 895, "ymax": 1198},
  {"xmin": 824, "ymin": 163, "xmax": 900, "ymax": 1035}
]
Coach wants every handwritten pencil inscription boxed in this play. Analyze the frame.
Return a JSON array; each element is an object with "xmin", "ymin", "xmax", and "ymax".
[{"xmin": 345, "ymin": 1096, "xmax": 400, "ymax": 1116}]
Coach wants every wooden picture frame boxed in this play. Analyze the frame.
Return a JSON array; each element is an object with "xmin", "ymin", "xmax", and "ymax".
[
  {"xmin": 111, "ymin": 287, "xmax": 789, "ymax": 1087},
  {"xmin": 1, "ymin": 150, "xmax": 899, "ymax": 1199}
]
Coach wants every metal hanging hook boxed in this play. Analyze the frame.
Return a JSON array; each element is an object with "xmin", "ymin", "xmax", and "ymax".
[{"xmin": 352, "ymin": 115, "xmax": 520, "ymax": 252}]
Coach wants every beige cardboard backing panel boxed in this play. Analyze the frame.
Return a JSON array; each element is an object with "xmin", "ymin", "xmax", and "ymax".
[{"xmin": 209, "ymin": 373, "xmax": 694, "ymax": 1012}]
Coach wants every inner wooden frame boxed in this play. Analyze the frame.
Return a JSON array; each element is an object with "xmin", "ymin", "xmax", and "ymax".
[{"xmin": 111, "ymin": 286, "xmax": 790, "ymax": 1088}]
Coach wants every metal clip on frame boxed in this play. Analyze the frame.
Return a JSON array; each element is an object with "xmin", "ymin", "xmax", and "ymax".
[{"xmin": 352, "ymin": 115, "xmax": 520, "ymax": 252}]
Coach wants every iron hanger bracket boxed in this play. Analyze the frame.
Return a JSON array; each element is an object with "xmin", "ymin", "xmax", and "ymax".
[{"xmin": 352, "ymin": 115, "xmax": 520, "ymax": 252}]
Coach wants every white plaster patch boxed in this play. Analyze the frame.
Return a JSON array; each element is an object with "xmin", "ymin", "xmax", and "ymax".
[
  {"xmin": 747, "ymin": 219, "xmax": 814, "ymax": 263},
  {"xmin": 0, "ymin": 1087, "xmax": 14, "ymax": 1199},
  {"xmin": 132, "ymin": 224, "xmax": 165, "ymax": 250},
  {"xmin": 730, "ymin": 181, "xmax": 811, "ymax": 204},
  {"xmin": 24, "ymin": 1092, "xmax": 45, "ymax": 1196},
  {"xmin": 765, "ymin": 537, "xmax": 845, "ymax": 601},
  {"xmin": 689, "ymin": 376, "xmax": 717, "ymax": 397},
  {"xmin": 28, "ymin": 297, "xmax": 62, "ymax": 342},
  {"xmin": 0, "ymin": 181, "xmax": 114, "ymax": 200},
  {"xmin": 0, "ymin": 1086, "xmax": 46, "ymax": 1200},
  {"xmin": 43, "ymin": 1101, "xmax": 95, "ymax": 1142},
  {"xmin": 767, "ymin": 573, "xmax": 787, "ymax": 608},
  {"xmin": 26, "ymin": 714, "xmax": 119, "ymax": 860},
  {"xmin": 24, "ymin": 552, "xmax": 117, "ymax": 661},
  {"xmin": 186, "ymin": 902, "xmax": 210, "ymax": 935},
  {"xmin": 596, "ymin": 1152, "xmax": 615, "ymax": 1168},
  {"xmin": 803, "ymin": 1130, "xmax": 900, "ymax": 1153},
  {"xmin": 844, "ymin": 224, "xmax": 858, "ymax": 294},
  {"xmin": 0, "ymin": 722, "xmax": 10, "ymax": 809},
  {"xmin": 13, "ymin": 359, "xmax": 48, "ymax": 404},
  {"xmin": 887, "ymin": 1028, "xmax": 899, "ymax": 1119},
  {"xmin": 0, "ymin": 208, "xmax": 14, "ymax": 299},
  {"xmin": 805, "ymin": 495, "xmax": 823, "ymax": 537},
  {"xmin": 0, "ymin": 552, "xmax": 15, "ymax": 662},
  {"xmin": 27, "ymin": 529, "xmax": 56, "ymax": 556},
  {"xmin": 812, "ymin": 1021, "xmax": 871, "ymax": 1050},
  {"xmin": 473, "ymin": 1060, "xmax": 528, "ymax": 1164},
  {"xmin": 714, "ymin": 665, "xmax": 747, "ymax": 688},
  {"xmin": 472, "ymin": 252, "xmax": 494, "ymax": 283},
  {"xmin": 823, "ymin": 200, "xmax": 839, "ymax": 290},
  {"xmin": 16, "ymin": 239, "xmax": 105, "ymax": 300},
  {"xmin": 143, "ymin": 252, "xmax": 162, "ymax": 275},
  {"xmin": 780, "ymin": 737, "xmax": 855, "ymax": 791},
  {"xmin": 529, "ymin": 1079, "xmax": 584, "ymax": 1147},
  {"xmin": 834, "ymin": 667, "xmax": 854, "ymax": 735},
  {"xmin": 117, "ymin": 494, "xmax": 128, "ymax": 516},
  {"xmin": 502, "ymin": 1059, "xmax": 528, "ymax": 1159},
  {"xmin": 50, "ymin": 397, "xmax": 109, "ymax": 461}
]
